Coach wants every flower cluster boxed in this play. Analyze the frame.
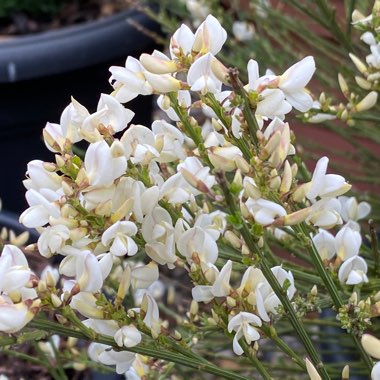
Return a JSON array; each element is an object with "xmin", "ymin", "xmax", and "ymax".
[{"xmin": 0, "ymin": 9, "xmax": 378, "ymax": 380}]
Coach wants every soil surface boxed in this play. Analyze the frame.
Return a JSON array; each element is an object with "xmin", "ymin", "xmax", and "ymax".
[{"xmin": 0, "ymin": 0, "xmax": 131, "ymax": 37}]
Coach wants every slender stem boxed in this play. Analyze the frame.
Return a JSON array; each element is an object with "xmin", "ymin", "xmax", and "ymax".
[
  {"xmin": 369, "ymin": 219, "xmax": 380, "ymax": 275},
  {"xmin": 261, "ymin": 325, "xmax": 306, "ymax": 371},
  {"xmin": 294, "ymin": 223, "xmax": 374, "ymax": 373},
  {"xmin": 228, "ymin": 68, "xmax": 259, "ymax": 149},
  {"xmin": 28, "ymin": 319, "xmax": 253, "ymax": 380},
  {"xmin": 241, "ymin": 341, "xmax": 272, "ymax": 380},
  {"xmin": 216, "ymin": 172, "xmax": 331, "ymax": 380}
]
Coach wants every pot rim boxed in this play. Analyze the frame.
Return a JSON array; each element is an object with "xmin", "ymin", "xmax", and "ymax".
[{"xmin": 0, "ymin": 8, "xmax": 159, "ymax": 83}]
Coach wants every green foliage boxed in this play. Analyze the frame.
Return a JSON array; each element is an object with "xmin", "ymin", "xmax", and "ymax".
[{"xmin": 0, "ymin": 0, "xmax": 64, "ymax": 18}]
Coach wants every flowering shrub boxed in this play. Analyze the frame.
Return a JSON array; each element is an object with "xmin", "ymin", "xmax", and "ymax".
[{"xmin": 1, "ymin": 5, "xmax": 380, "ymax": 380}]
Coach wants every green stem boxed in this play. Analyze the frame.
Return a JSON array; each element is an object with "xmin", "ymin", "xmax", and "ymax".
[
  {"xmin": 228, "ymin": 68, "xmax": 259, "ymax": 149},
  {"xmin": 28, "ymin": 319, "xmax": 252, "ymax": 380},
  {"xmin": 261, "ymin": 325, "xmax": 306, "ymax": 371},
  {"xmin": 216, "ymin": 172, "xmax": 331, "ymax": 380},
  {"xmin": 294, "ymin": 223, "xmax": 373, "ymax": 373},
  {"xmin": 241, "ymin": 341, "xmax": 272, "ymax": 380}
]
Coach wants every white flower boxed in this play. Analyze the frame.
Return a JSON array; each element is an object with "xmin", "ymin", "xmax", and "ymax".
[
  {"xmin": 140, "ymin": 292, "xmax": 160, "ymax": 337},
  {"xmin": 114, "ymin": 325, "xmax": 142, "ymax": 348},
  {"xmin": 59, "ymin": 251, "xmax": 113, "ymax": 292},
  {"xmin": 38, "ymin": 225, "xmax": 70, "ymax": 258},
  {"xmin": 101, "ymin": 221, "xmax": 138, "ymax": 257},
  {"xmin": 192, "ymin": 15, "xmax": 227, "ymax": 55},
  {"xmin": 372, "ymin": 362, "xmax": 380, "ymax": 380},
  {"xmin": 245, "ymin": 198, "xmax": 287, "ymax": 226},
  {"xmin": 232, "ymin": 21, "xmax": 255, "ymax": 41},
  {"xmin": 0, "ymin": 245, "xmax": 31, "ymax": 294},
  {"xmin": 256, "ymin": 266, "xmax": 296, "ymax": 322},
  {"xmin": 278, "ymin": 56, "xmax": 316, "ymax": 112},
  {"xmin": 170, "ymin": 24, "xmax": 195, "ymax": 58},
  {"xmin": 227, "ymin": 312, "xmax": 262, "ymax": 355},
  {"xmin": 121, "ymin": 125, "xmax": 159, "ymax": 165},
  {"xmin": 23, "ymin": 160, "xmax": 62, "ymax": 192},
  {"xmin": 237, "ymin": 266, "xmax": 266, "ymax": 296},
  {"xmin": 59, "ymin": 97, "xmax": 90, "ymax": 144},
  {"xmin": 335, "ymin": 222, "xmax": 362, "ymax": 261},
  {"xmin": 151, "ymin": 120, "xmax": 186, "ymax": 162},
  {"xmin": 81, "ymin": 93, "xmax": 134, "ymax": 139},
  {"xmin": 307, "ymin": 198, "xmax": 343, "ymax": 229},
  {"xmin": 88, "ymin": 342, "xmax": 136, "ymax": 374},
  {"xmin": 109, "ymin": 56, "xmax": 152, "ymax": 103},
  {"xmin": 192, "ymin": 260, "xmax": 232, "ymax": 302},
  {"xmin": 130, "ymin": 262, "xmax": 159, "ymax": 290},
  {"xmin": 307, "ymin": 157, "xmax": 351, "ymax": 203},
  {"xmin": 70, "ymin": 292, "xmax": 104, "ymax": 319},
  {"xmin": 312, "ymin": 229, "xmax": 336, "ymax": 261},
  {"xmin": 338, "ymin": 256, "xmax": 368, "ymax": 285},
  {"xmin": 177, "ymin": 226, "xmax": 219, "ymax": 264},
  {"xmin": 338, "ymin": 196, "xmax": 371, "ymax": 223},
  {"xmin": 84, "ymin": 140, "xmax": 127, "ymax": 187},
  {"xmin": 187, "ymin": 53, "xmax": 222, "ymax": 94},
  {"xmin": 157, "ymin": 91, "xmax": 191, "ymax": 122},
  {"xmin": 0, "ymin": 296, "xmax": 36, "ymax": 333},
  {"xmin": 19, "ymin": 188, "xmax": 61, "ymax": 228},
  {"xmin": 142, "ymin": 207, "xmax": 176, "ymax": 268}
]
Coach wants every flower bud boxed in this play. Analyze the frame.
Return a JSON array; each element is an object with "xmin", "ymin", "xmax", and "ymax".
[
  {"xmin": 349, "ymin": 54, "xmax": 367, "ymax": 74},
  {"xmin": 355, "ymin": 76, "xmax": 372, "ymax": 90},
  {"xmin": 144, "ymin": 72, "xmax": 182, "ymax": 93},
  {"xmin": 51, "ymin": 293, "xmax": 62, "ymax": 308},
  {"xmin": 361, "ymin": 334, "xmax": 380, "ymax": 359},
  {"xmin": 280, "ymin": 160, "xmax": 292, "ymax": 194},
  {"xmin": 305, "ymin": 358, "xmax": 322, "ymax": 380},
  {"xmin": 224, "ymin": 230, "xmax": 242, "ymax": 249},
  {"xmin": 140, "ymin": 53, "xmax": 178, "ymax": 74},
  {"xmin": 342, "ymin": 365, "xmax": 349, "ymax": 380},
  {"xmin": 355, "ymin": 91, "xmax": 378, "ymax": 112},
  {"xmin": 338, "ymin": 74, "xmax": 349, "ymax": 97},
  {"xmin": 281, "ymin": 207, "xmax": 311, "ymax": 226}
]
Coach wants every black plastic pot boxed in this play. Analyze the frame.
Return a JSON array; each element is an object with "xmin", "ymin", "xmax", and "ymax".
[{"xmin": 0, "ymin": 9, "xmax": 160, "ymax": 214}]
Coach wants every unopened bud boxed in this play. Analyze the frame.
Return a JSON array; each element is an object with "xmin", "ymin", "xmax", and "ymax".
[
  {"xmin": 352, "ymin": 10, "xmax": 366, "ymax": 23},
  {"xmin": 227, "ymin": 296, "xmax": 236, "ymax": 307},
  {"xmin": 167, "ymin": 285, "xmax": 176, "ymax": 305},
  {"xmin": 361, "ymin": 334, "xmax": 380, "ymax": 359},
  {"xmin": 342, "ymin": 365, "xmax": 349, "ymax": 380},
  {"xmin": 311, "ymin": 285, "xmax": 318, "ymax": 296},
  {"xmin": 281, "ymin": 207, "xmax": 311, "ymax": 226},
  {"xmin": 51, "ymin": 293, "xmax": 63, "ymax": 308},
  {"xmin": 173, "ymin": 330, "xmax": 182, "ymax": 340},
  {"xmin": 241, "ymin": 244, "xmax": 250, "ymax": 256},
  {"xmin": 305, "ymin": 358, "xmax": 322, "ymax": 380},
  {"xmin": 280, "ymin": 160, "xmax": 292, "ymax": 194},
  {"xmin": 355, "ymin": 91, "xmax": 378, "ymax": 112},
  {"xmin": 211, "ymin": 58, "xmax": 229, "ymax": 84},
  {"xmin": 117, "ymin": 265, "xmax": 131, "ymax": 302},
  {"xmin": 355, "ymin": 76, "xmax": 372, "ymax": 90},
  {"xmin": 180, "ymin": 168, "xmax": 210, "ymax": 193},
  {"xmin": 144, "ymin": 72, "xmax": 182, "ymax": 93},
  {"xmin": 73, "ymin": 362, "xmax": 86, "ymax": 371},
  {"xmin": 224, "ymin": 230, "xmax": 242, "ymax": 249},
  {"xmin": 190, "ymin": 300, "xmax": 199, "ymax": 316},
  {"xmin": 235, "ymin": 156, "xmax": 250, "ymax": 174},
  {"xmin": 140, "ymin": 53, "xmax": 178, "ymax": 74},
  {"xmin": 349, "ymin": 54, "xmax": 367, "ymax": 75},
  {"xmin": 338, "ymin": 74, "xmax": 349, "ymax": 97}
]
